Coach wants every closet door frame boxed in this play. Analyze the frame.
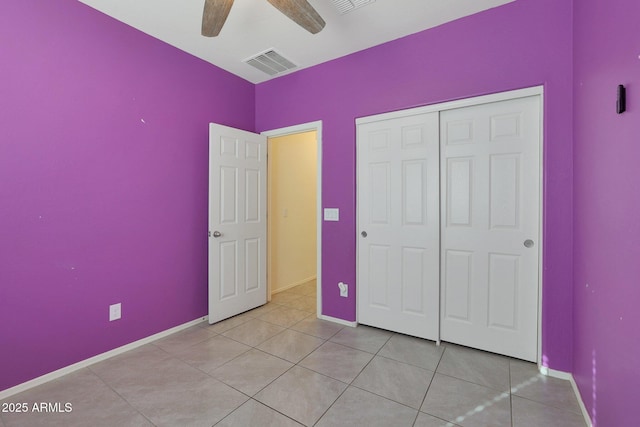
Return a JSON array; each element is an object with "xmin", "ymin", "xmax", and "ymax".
[{"xmin": 355, "ymin": 85, "xmax": 544, "ymax": 363}]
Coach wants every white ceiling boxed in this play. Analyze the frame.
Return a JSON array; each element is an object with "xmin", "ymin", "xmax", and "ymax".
[{"xmin": 78, "ymin": 0, "xmax": 514, "ymax": 84}]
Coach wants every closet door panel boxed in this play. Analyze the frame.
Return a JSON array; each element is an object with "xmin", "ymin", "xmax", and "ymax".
[{"xmin": 357, "ymin": 112, "xmax": 440, "ymax": 341}]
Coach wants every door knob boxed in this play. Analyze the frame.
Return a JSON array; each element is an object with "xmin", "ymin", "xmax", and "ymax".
[
  {"xmin": 212, "ymin": 231, "xmax": 222, "ymax": 238},
  {"xmin": 361, "ymin": 231, "xmax": 368, "ymax": 238},
  {"xmin": 524, "ymin": 239, "xmax": 534, "ymax": 248}
]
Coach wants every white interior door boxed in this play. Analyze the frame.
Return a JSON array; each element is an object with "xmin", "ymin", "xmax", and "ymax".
[
  {"xmin": 440, "ymin": 95, "xmax": 540, "ymax": 361},
  {"xmin": 357, "ymin": 112, "xmax": 440, "ymax": 341},
  {"xmin": 208, "ymin": 123, "xmax": 267, "ymax": 324}
]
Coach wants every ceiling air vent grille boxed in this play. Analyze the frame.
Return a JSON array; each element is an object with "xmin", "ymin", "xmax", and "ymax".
[
  {"xmin": 331, "ymin": 0, "xmax": 376, "ymax": 15},
  {"xmin": 244, "ymin": 49, "xmax": 297, "ymax": 76}
]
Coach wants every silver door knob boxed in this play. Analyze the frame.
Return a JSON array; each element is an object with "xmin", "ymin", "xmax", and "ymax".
[
  {"xmin": 524, "ymin": 239, "xmax": 534, "ymax": 248},
  {"xmin": 361, "ymin": 231, "xmax": 368, "ymax": 238},
  {"xmin": 212, "ymin": 231, "xmax": 222, "ymax": 238}
]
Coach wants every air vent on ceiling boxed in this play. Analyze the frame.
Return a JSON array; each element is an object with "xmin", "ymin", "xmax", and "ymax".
[
  {"xmin": 244, "ymin": 49, "xmax": 297, "ymax": 76},
  {"xmin": 331, "ymin": 0, "xmax": 376, "ymax": 15}
]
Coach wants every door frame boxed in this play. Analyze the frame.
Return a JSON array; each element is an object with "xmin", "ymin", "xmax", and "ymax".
[
  {"xmin": 355, "ymin": 86, "xmax": 544, "ymax": 363},
  {"xmin": 262, "ymin": 121, "xmax": 323, "ymax": 316}
]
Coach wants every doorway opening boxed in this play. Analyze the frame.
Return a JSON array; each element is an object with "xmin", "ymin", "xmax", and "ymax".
[{"xmin": 263, "ymin": 121, "xmax": 323, "ymax": 315}]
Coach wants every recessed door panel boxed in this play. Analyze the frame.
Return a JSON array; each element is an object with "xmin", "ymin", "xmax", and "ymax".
[
  {"xmin": 220, "ymin": 167, "xmax": 238, "ymax": 224},
  {"xmin": 447, "ymin": 158, "xmax": 473, "ymax": 227},
  {"xmin": 490, "ymin": 154, "xmax": 520, "ymax": 230},
  {"xmin": 221, "ymin": 137, "xmax": 238, "ymax": 158},
  {"xmin": 245, "ymin": 238, "xmax": 260, "ymax": 292},
  {"xmin": 369, "ymin": 245, "xmax": 390, "ymax": 308},
  {"xmin": 370, "ymin": 131, "xmax": 390, "ymax": 151},
  {"xmin": 370, "ymin": 163, "xmax": 391, "ymax": 225},
  {"xmin": 446, "ymin": 120, "xmax": 474, "ymax": 145},
  {"xmin": 245, "ymin": 169, "xmax": 260, "ymax": 223},
  {"xmin": 402, "ymin": 125, "xmax": 424, "ymax": 148},
  {"xmin": 245, "ymin": 141, "xmax": 260, "ymax": 160},
  {"xmin": 488, "ymin": 253, "xmax": 519, "ymax": 330},
  {"xmin": 403, "ymin": 160, "xmax": 426, "ymax": 226},
  {"xmin": 401, "ymin": 247, "xmax": 425, "ymax": 315},
  {"xmin": 443, "ymin": 250, "xmax": 472, "ymax": 322},
  {"xmin": 491, "ymin": 113, "xmax": 522, "ymax": 141},
  {"xmin": 219, "ymin": 241, "xmax": 237, "ymax": 300}
]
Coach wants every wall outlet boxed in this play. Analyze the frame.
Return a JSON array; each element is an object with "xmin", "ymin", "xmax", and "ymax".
[
  {"xmin": 109, "ymin": 303, "xmax": 121, "ymax": 321},
  {"xmin": 338, "ymin": 282, "xmax": 348, "ymax": 297}
]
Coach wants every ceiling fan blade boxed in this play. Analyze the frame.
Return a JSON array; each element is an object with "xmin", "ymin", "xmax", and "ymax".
[
  {"xmin": 266, "ymin": 0, "xmax": 326, "ymax": 34},
  {"xmin": 202, "ymin": 0, "xmax": 234, "ymax": 37}
]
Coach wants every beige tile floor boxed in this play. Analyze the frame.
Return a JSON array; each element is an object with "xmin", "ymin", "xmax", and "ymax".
[{"xmin": 0, "ymin": 281, "xmax": 587, "ymax": 427}]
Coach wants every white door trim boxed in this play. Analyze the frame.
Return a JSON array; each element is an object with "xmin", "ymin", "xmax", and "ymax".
[
  {"xmin": 355, "ymin": 86, "xmax": 544, "ymax": 364},
  {"xmin": 262, "ymin": 121, "xmax": 323, "ymax": 316},
  {"xmin": 357, "ymin": 86, "xmax": 543, "ymax": 124}
]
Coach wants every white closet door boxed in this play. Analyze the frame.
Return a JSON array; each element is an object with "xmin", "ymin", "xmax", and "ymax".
[
  {"xmin": 440, "ymin": 96, "xmax": 540, "ymax": 361},
  {"xmin": 357, "ymin": 112, "xmax": 440, "ymax": 341},
  {"xmin": 208, "ymin": 124, "xmax": 267, "ymax": 324}
]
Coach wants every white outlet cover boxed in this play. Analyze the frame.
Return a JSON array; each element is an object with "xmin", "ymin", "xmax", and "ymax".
[
  {"xmin": 109, "ymin": 303, "xmax": 121, "ymax": 321},
  {"xmin": 338, "ymin": 282, "xmax": 348, "ymax": 297}
]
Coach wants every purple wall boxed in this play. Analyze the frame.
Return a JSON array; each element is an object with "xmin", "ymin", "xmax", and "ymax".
[
  {"xmin": 4, "ymin": 0, "xmax": 606, "ymax": 399},
  {"xmin": 0, "ymin": 1, "xmax": 254, "ymax": 391},
  {"xmin": 256, "ymin": 0, "xmax": 574, "ymax": 371},
  {"xmin": 573, "ymin": 1, "xmax": 640, "ymax": 425}
]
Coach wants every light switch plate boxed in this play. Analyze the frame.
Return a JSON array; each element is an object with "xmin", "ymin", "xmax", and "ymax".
[{"xmin": 324, "ymin": 208, "xmax": 340, "ymax": 221}]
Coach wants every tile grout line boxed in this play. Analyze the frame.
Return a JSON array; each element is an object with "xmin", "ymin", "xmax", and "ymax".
[
  {"xmin": 414, "ymin": 342, "xmax": 447, "ymax": 425},
  {"xmin": 87, "ymin": 365, "xmax": 159, "ymax": 427},
  {"xmin": 509, "ymin": 360, "xmax": 514, "ymax": 427}
]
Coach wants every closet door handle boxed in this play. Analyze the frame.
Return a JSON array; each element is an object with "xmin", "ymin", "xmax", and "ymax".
[
  {"xmin": 361, "ymin": 231, "xmax": 368, "ymax": 238},
  {"xmin": 524, "ymin": 239, "xmax": 534, "ymax": 248},
  {"xmin": 212, "ymin": 231, "xmax": 222, "ymax": 238}
]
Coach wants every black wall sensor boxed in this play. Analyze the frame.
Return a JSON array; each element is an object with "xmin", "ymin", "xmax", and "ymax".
[{"xmin": 617, "ymin": 84, "xmax": 626, "ymax": 114}]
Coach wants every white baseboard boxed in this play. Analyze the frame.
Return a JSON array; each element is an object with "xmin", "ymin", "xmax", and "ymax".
[
  {"xmin": 271, "ymin": 276, "xmax": 317, "ymax": 294},
  {"xmin": 0, "ymin": 316, "xmax": 208, "ymax": 400},
  {"xmin": 539, "ymin": 366, "xmax": 572, "ymax": 380},
  {"xmin": 540, "ymin": 366, "xmax": 593, "ymax": 427},
  {"xmin": 318, "ymin": 314, "xmax": 357, "ymax": 328}
]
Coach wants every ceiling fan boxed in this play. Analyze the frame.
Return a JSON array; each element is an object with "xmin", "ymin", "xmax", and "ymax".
[{"xmin": 202, "ymin": 0, "xmax": 326, "ymax": 37}]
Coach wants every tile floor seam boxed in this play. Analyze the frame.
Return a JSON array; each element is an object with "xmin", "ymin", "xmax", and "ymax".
[
  {"xmin": 417, "ymin": 340, "xmax": 447, "ymax": 417},
  {"xmin": 222, "ymin": 348, "xmax": 299, "ymax": 396},
  {"xmin": 410, "ymin": 410, "xmax": 420, "ymax": 427},
  {"xmin": 309, "ymin": 383, "xmax": 351, "ymax": 426},
  {"xmin": 287, "ymin": 325, "xmax": 341, "ymax": 341},
  {"xmin": 210, "ymin": 321, "xmax": 332, "ymax": 404},
  {"xmin": 434, "ymin": 370, "xmax": 512, "ymax": 394},
  {"xmin": 512, "ymin": 393, "xmax": 585, "ymax": 416},
  {"xmin": 348, "ymin": 352, "xmax": 376, "ymax": 385},
  {"xmin": 87, "ymin": 365, "xmax": 159, "ymax": 427},
  {"xmin": 416, "ymin": 363, "xmax": 439, "ymax": 417},
  {"xmin": 290, "ymin": 364, "xmax": 351, "ymax": 388},
  {"xmin": 375, "ymin": 332, "xmax": 394, "ymax": 356},
  {"xmin": 509, "ymin": 356, "xmax": 514, "ymax": 427},
  {"xmin": 256, "ymin": 330, "xmax": 329, "ymax": 360},
  {"xmin": 348, "ymin": 382, "xmax": 425, "ymax": 413},
  {"xmin": 431, "ymin": 343, "xmax": 447, "ymax": 372},
  {"xmin": 326, "ymin": 330, "xmax": 393, "ymax": 355},
  {"xmin": 212, "ymin": 398, "xmax": 302, "ymax": 427},
  {"xmin": 198, "ymin": 346, "xmax": 254, "ymax": 376}
]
